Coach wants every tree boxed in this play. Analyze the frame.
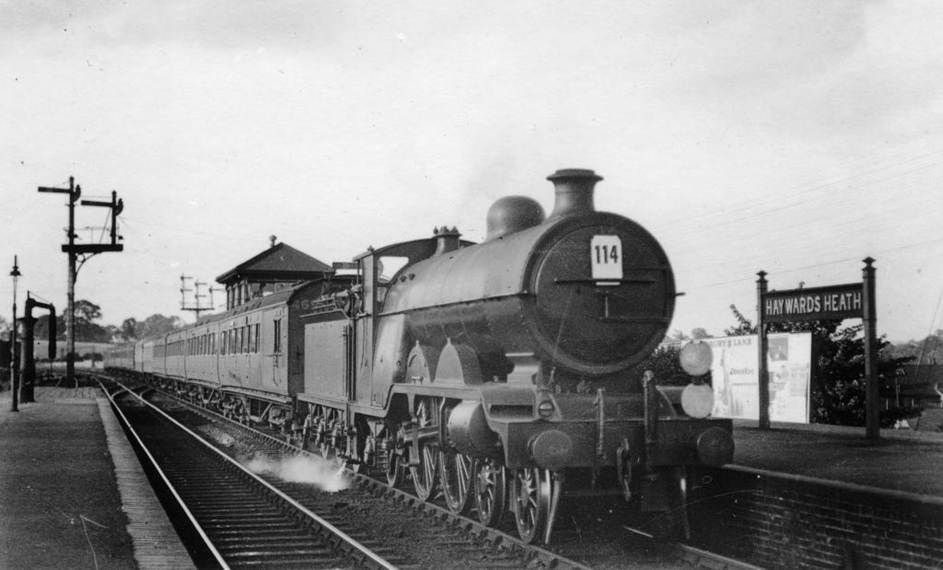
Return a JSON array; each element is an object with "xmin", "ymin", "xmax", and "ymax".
[
  {"xmin": 111, "ymin": 314, "xmax": 182, "ymax": 342},
  {"xmin": 75, "ymin": 299, "xmax": 102, "ymax": 323},
  {"xmin": 668, "ymin": 330, "xmax": 688, "ymax": 342},
  {"xmin": 34, "ymin": 314, "xmax": 64, "ymax": 340},
  {"xmin": 103, "ymin": 324, "xmax": 120, "ymax": 343},
  {"xmin": 724, "ymin": 304, "xmax": 756, "ymax": 336},
  {"xmin": 690, "ymin": 327, "xmax": 712, "ymax": 340},
  {"xmin": 810, "ymin": 324, "xmax": 915, "ymax": 427},
  {"xmin": 120, "ymin": 317, "xmax": 139, "ymax": 341},
  {"xmin": 887, "ymin": 329, "xmax": 943, "ymax": 365},
  {"xmin": 140, "ymin": 314, "xmax": 182, "ymax": 337},
  {"xmin": 73, "ymin": 299, "xmax": 110, "ymax": 342},
  {"xmin": 32, "ymin": 299, "xmax": 109, "ymax": 342}
]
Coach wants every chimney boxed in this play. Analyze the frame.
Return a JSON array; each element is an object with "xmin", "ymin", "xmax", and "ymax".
[
  {"xmin": 546, "ymin": 168, "xmax": 602, "ymax": 220},
  {"xmin": 433, "ymin": 226, "xmax": 462, "ymax": 255}
]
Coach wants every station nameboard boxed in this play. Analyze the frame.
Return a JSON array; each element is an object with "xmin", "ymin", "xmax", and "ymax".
[
  {"xmin": 763, "ymin": 283, "xmax": 863, "ymax": 323},
  {"xmin": 756, "ymin": 258, "xmax": 877, "ymax": 438}
]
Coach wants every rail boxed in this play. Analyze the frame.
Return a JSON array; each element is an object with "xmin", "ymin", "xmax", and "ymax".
[
  {"xmin": 99, "ymin": 377, "xmax": 398, "ymax": 570},
  {"xmin": 98, "ymin": 379, "xmax": 230, "ymax": 569}
]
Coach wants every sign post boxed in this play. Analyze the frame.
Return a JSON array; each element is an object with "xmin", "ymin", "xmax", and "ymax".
[
  {"xmin": 756, "ymin": 271, "xmax": 769, "ymax": 430},
  {"xmin": 757, "ymin": 258, "xmax": 878, "ymax": 438},
  {"xmin": 862, "ymin": 258, "xmax": 878, "ymax": 439}
]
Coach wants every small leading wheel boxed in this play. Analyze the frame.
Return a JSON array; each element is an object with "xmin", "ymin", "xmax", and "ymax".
[
  {"xmin": 440, "ymin": 449, "xmax": 475, "ymax": 514},
  {"xmin": 386, "ymin": 445, "xmax": 405, "ymax": 487},
  {"xmin": 386, "ymin": 455, "xmax": 402, "ymax": 486},
  {"xmin": 511, "ymin": 467, "xmax": 552, "ymax": 544},
  {"xmin": 474, "ymin": 458, "xmax": 507, "ymax": 527},
  {"xmin": 384, "ymin": 427, "xmax": 406, "ymax": 487},
  {"xmin": 410, "ymin": 399, "xmax": 440, "ymax": 501}
]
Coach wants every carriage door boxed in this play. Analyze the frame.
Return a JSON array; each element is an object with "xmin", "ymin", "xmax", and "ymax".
[{"xmin": 262, "ymin": 308, "xmax": 287, "ymax": 390}]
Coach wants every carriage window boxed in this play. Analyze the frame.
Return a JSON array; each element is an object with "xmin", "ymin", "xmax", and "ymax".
[
  {"xmin": 247, "ymin": 325, "xmax": 254, "ymax": 354},
  {"xmin": 254, "ymin": 324, "xmax": 260, "ymax": 353},
  {"xmin": 273, "ymin": 319, "xmax": 282, "ymax": 353}
]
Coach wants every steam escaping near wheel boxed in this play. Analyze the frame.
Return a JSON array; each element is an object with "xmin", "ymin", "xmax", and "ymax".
[
  {"xmin": 244, "ymin": 452, "xmax": 351, "ymax": 492},
  {"xmin": 195, "ymin": 424, "xmax": 236, "ymax": 447}
]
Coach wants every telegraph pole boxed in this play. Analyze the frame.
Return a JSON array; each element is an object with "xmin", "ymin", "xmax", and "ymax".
[{"xmin": 39, "ymin": 177, "xmax": 123, "ymax": 386}]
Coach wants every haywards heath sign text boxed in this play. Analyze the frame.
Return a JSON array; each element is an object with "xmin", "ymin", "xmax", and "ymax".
[{"xmin": 763, "ymin": 283, "xmax": 863, "ymax": 323}]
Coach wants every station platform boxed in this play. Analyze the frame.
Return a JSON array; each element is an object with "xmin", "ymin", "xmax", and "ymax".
[
  {"xmin": 731, "ymin": 419, "xmax": 943, "ymax": 500},
  {"xmin": 0, "ymin": 386, "xmax": 193, "ymax": 569}
]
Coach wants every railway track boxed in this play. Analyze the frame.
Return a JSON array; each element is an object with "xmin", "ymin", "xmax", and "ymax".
[
  {"xmin": 103, "ymin": 381, "xmax": 400, "ymax": 569},
  {"xmin": 100, "ymin": 374, "xmax": 759, "ymax": 569}
]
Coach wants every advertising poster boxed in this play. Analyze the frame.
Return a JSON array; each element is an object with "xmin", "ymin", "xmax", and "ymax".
[{"xmin": 703, "ymin": 332, "xmax": 812, "ymax": 423}]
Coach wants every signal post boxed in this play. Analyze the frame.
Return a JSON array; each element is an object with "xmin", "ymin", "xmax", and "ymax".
[{"xmin": 38, "ymin": 177, "xmax": 123, "ymax": 388}]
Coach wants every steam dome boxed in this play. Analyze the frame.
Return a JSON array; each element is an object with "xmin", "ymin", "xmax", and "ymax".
[{"xmin": 485, "ymin": 196, "xmax": 545, "ymax": 241}]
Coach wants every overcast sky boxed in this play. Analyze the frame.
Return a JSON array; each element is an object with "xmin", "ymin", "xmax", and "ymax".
[{"xmin": 2, "ymin": 1, "xmax": 942, "ymax": 342}]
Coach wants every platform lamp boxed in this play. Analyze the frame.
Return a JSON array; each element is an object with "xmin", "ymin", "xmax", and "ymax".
[{"xmin": 10, "ymin": 255, "xmax": 21, "ymax": 412}]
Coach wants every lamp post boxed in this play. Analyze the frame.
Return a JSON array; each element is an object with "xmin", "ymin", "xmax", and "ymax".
[{"xmin": 10, "ymin": 256, "xmax": 21, "ymax": 412}]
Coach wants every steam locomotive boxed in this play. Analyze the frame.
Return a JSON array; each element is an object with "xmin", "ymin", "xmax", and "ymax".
[{"xmin": 105, "ymin": 169, "xmax": 733, "ymax": 544}]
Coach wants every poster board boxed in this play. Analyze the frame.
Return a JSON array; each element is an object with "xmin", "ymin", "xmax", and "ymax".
[{"xmin": 704, "ymin": 332, "xmax": 812, "ymax": 423}]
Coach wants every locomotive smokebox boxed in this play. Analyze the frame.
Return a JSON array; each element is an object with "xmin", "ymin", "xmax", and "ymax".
[{"xmin": 547, "ymin": 168, "xmax": 602, "ymax": 220}]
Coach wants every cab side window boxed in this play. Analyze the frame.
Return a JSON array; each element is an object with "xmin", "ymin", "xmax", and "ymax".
[{"xmin": 273, "ymin": 319, "xmax": 282, "ymax": 354}]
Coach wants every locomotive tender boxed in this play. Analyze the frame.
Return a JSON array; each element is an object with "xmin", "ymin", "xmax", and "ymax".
[{"xmin": 106, "ymin": 169, "xmax": 734, "ymax": 544}]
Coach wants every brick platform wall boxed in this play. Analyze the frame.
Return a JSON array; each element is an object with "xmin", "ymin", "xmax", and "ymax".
[{"xmin": 688, "ymin": 466, "xmax": 943, "ymax": 569}]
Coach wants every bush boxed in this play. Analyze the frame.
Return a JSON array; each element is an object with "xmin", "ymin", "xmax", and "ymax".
[{"xmin": 881, "ymin": 405, "xmax": 923, "ymax": 428}]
